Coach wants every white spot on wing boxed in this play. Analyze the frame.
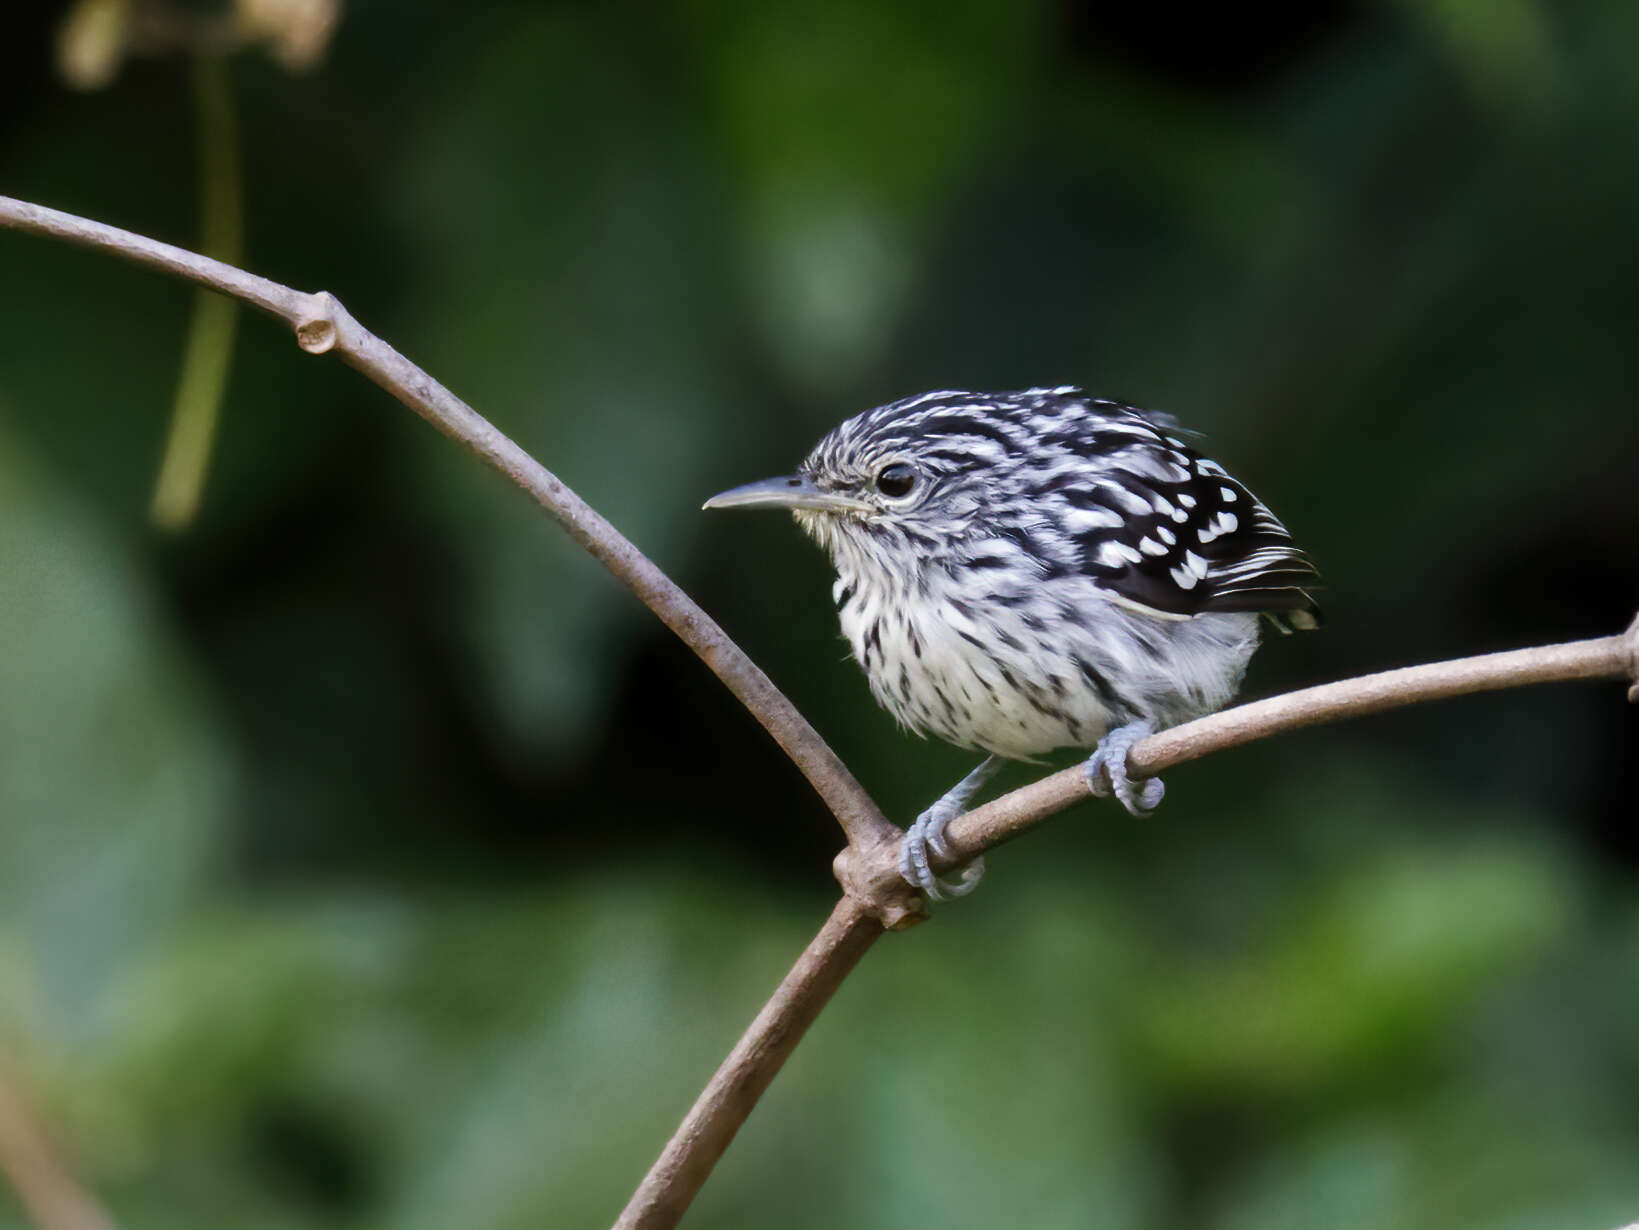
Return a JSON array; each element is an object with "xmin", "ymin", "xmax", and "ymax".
[
  {"xmin": 1064, "ymin": 507, "xmax": 1123, "ymax": 534},
  {"xmin": 1101, "ymin": 482, "xmax": 1153, "ymax": 516},
  {"xmin": 1100, "ymin": 540, "xmax": 1143, "ymax": 566},
  {"xmin": 1197, "ymin": 512, "xmax": 1239, "ymax": 544}
]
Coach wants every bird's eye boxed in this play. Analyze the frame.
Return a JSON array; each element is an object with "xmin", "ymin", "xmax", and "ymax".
[{"xmin": 874, "ymin": 463, "xmax": 917, "ymax": 498}]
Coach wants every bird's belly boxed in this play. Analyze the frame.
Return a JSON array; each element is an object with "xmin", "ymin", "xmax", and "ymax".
[
  {"xmin": 890, "ymin": 630, "xmax": 1094, "ymax": 759},
  {"xmin": 841, "ymin": 594, "xmax": 1114, "ymax": 759},
  {"xmin": 839, "ymin": 580, "xmax": 1258, "ymax": 761}
]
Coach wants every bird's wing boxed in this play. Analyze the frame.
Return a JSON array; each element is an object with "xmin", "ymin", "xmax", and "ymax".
[{"xmin": 1033, "ymin": 415, "xmax": 1321, "ymax": 625}]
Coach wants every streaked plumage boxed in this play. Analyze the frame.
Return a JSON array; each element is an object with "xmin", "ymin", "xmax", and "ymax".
[{"xmin": 706, "ymin": 386, "xmax": 1319, "ymax": 899}]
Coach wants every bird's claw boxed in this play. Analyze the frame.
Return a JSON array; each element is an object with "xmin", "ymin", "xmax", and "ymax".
[
  {"xmin": 899, "ymin": 755, "xmax": 1001, "ymax": 903},
  {"xmin": 901, "ymin": 800, "xmax": 987, "ymax": 902},
  {"xmin": 1084, "ymin": 721, "xmax": 1164, "ymax": 816}
]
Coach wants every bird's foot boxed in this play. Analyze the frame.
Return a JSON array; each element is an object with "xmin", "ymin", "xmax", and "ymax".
[
  {"xmin": 901, "ymin": 802, "xmax": 986, "ymax": 903},
  {"xmin": 1084, "ymin": 720, "xmax": 1164, "ymax": 816},
  {"xmin": 900, "ymin": 756, "xmax": 1001, "ymax": 903}
]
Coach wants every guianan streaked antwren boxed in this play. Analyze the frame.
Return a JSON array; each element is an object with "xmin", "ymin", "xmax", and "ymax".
[{"xmin": 705, "ymin": 387, "xmax": 1320, "ymax": 902}]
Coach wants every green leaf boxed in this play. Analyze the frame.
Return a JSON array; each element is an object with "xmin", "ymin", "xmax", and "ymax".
[{"xmin": 0, "ymin": 419, "xmax": 230, "ymax": 1036}]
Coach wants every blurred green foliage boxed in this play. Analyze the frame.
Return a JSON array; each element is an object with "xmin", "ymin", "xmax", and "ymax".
[{"xmin": 1, "ymin": 1, "xmax": 1636, "ymax": 1227}]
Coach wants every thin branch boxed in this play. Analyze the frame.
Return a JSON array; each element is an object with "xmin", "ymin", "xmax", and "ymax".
[
  {"xmin": 612, "ymin": 897, "xmax": 883, "ymax": 1230},
  {"xmin": 0, "ymin": 193, "xmax": 905, "ymax": 866},
  {"xmin": 0, "ymin": 1064, "xmax": 116, "ymax": 1230},
  {"xmin": 838, "ymin": 622, "xmax": 1639, "ymax": 905}
]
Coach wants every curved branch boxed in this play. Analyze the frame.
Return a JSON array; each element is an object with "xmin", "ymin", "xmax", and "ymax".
[
  {"xmin": 0, "ymin": 193, "xmax": 902, "ymax": 858},
  {"xmin": 837, "ymin": 620, "xmax": 1639, "ymax": 907}
]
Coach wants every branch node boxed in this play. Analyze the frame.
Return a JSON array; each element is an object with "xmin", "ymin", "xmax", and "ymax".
[
  {"xmin": 294, "ymin": 291, "xmax": 339, "ymax": 353},
  {"xmin": 833, "ymin": 839, "xmax": 924, "ymax": 931}
]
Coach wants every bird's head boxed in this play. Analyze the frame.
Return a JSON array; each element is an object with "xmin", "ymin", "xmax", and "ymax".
[{"xmin": 703, "ymin": 390, "xmax": 1015, "ymax": 570}]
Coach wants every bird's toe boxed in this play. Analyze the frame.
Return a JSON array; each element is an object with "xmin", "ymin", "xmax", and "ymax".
[
  {"xmin": 901, "ymin": 799, "xmax": 986, "ymax": 902},
  {"xmin": 1083, "ymin": 721, "xmax": 1162, "ymax": 817}
]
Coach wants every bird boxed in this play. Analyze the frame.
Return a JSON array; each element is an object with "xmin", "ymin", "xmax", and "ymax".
[{"xmin": 704, "ymin": 387, "xmax": 1319, "ymax": 901}]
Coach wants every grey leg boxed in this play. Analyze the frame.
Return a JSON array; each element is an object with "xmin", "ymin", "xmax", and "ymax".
[
  {"xmin": 1083, "ymin": 720, "xmax": 1165, "ymax": 816},
  {"xmin": 900, "ymin": 755, "xmax": 1002, "ymax": 903}
]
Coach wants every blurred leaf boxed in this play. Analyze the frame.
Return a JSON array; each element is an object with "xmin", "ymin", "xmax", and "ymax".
[
  {"xmin": 1390, "ymin": 0, "xmax": 1563, "ymax": 112},
  {"xmin": 0, "ymin": 419, "xmax": 230, "ymax": 1036},
  {"xmin": 1057, "ymin": 72, "xmax": 1312, "ymax": 263},
  {"xmin": 693, "ymin": 0, "xmax": 1049, "ymax": 390},
  {"xmin": 787, "ymin": 876, "xmax": 1157, "ymax": 1230},
  {"xmin": 392, "ymin": 8, "xmax": 745, "ymax": 765},
  {"xmin": 1214, "ymin": 1102, "xmax": 1639, "ymax": 1230},
  {"xmin": 56, "ymin": 0, "xmax": 131, "ymax": 90},
  {"xmin": 1133, "ymin": 836, "xmax": 1573, "ymax": 1095}
]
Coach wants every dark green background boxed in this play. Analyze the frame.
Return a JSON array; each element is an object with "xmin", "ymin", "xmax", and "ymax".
[{"xmin": 2, "ymin": 2, "xmax": 1636, "ymax": 1226}]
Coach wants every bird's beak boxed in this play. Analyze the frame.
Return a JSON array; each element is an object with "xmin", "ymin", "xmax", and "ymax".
[{"xmin": 702, "ymin": 474, "xmax": 870, "ymax": 514}]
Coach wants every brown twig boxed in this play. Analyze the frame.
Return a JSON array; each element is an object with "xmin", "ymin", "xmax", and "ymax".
[
  {"xmin": 0, "ymin": 1065, "xmax": 116, "ymax": 1230},
  {"xmin": 612, "ymin": 897, "xmax": 883, "ymax": 1230},
  {"xmin": 0, "ymin": 193, "xmax": 902, "ymax": 865},
  {"xmin": 838, "ymin": 619, "xmax": 1639, "ymax": 905}
]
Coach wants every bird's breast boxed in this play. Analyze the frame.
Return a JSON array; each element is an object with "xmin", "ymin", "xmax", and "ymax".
[{"xmin": 833, "ymin": 561, "xmax": 1122, "ymax": 758}]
